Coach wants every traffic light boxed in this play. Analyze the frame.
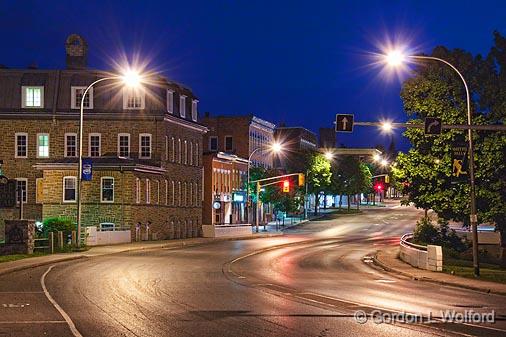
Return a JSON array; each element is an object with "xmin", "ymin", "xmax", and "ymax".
[
  {"xmin": 298, "ymin": 173, "xmax": 305, "ymax": 186},
  {"xmin": 375, "ymin": 183, "xmax": 384, "ymax": 192},
  {"xmin": 282, "ymin": 180, "xmax": 290, "ymax": 193}
]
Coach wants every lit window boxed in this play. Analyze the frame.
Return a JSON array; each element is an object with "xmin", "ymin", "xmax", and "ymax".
[
  {"xmin": 135, "ymin": 178, "xmax": 141, "ymax": 204},
  {"xmin": 89, "ymin": 134, "xmax": 101, "ymax": 157},
  {"xmin": 179, "ymin": 95, "xmax": 186, "ymax": 117},
  {"xmin": 71, "ymin": 86, "xmax": 93, "ymax": 109},
  {"xmin": 15, "ymin": 133, "xmax": 28, "ymax": 158},
  {"xmin": 123, "ymin": 88, "xmax": 145, "ymax": 109},
  {"xmin": 167, "ymin": 90, "xmax": 174, "ymax": 114},
  {"xmin": 209, "ymin": 136, "xmax": 218, "ymax": 151},
  {"xmin": 191, "ymin": 99, "xmax": 198, "ymax": 121},
  {"xmin": 146, "ymin": 179, "xmax": 151, "ymax": 204},
  {"xmin": 65, "ymin": 133, "xmax": 77, "ymax": 157},
  {"xmin": 22, "ymin": 86, "xmax": 43, "ymax": 108},
  {"xmin": 139, "ymin": 134, "xmax": 152, "ymax": 159},
  {"xmin": 37, "ymin": 133, "xmax": 49, "ymax": 158},
  {"xmin": 63, "ymin": 177, "xmax": 77, "ymax": 202},
  {"xmin": 15, "ymin": 178, "xmax": 27, "ymax": 203},
  {"xmin": 118, "ymin": 133, "xmax": 130, "ymax": 158},
  {"xmin": 101, "ymin": 177, "xmax": 114, "ymax": 203}
]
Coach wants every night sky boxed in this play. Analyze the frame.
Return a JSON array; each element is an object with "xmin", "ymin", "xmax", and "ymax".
[{"xmin": 2, "ymin": 0, "xmax": 505, "ymax": 151}]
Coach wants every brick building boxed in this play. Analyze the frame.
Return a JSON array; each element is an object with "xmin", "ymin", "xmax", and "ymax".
[
  {"xmin": 202, "ymin": 152, "xmax": 248, "ymax": 226},
  {"xmin": 274, "ymin": 126, "xmax": 318, "ymax": 171},
  {"xmin": 200, "ymin": 113, "xmax": 276, "ymax": 169},
  {"xmin": 0, "ymin": 34, "xmax": 207, "ymax": 240}
]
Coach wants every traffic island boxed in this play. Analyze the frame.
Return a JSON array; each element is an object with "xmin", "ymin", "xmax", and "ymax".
[{"xmin": 373, "ymin": 246, "xmax": 506, "ymax": 296}]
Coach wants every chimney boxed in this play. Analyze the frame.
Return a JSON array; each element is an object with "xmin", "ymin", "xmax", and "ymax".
[{"xmin": 65, "ymin": 34, "xmax": 88, "ymax": 70}]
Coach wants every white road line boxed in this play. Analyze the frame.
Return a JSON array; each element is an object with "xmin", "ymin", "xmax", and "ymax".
[
  {"xmin": 41, "ymin": 265, "xmax": 84, "ymax": 337},
  {"xmin": 0, "ymin": 320, "xmax": 66, "ymax": 324}
]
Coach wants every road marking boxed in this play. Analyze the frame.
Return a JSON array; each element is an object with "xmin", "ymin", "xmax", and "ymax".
[
  {"xmin": 2, "ymin": 303, "xmax": 30, "ymax": 308},
  {"xmin": 41, "ymin": 265, "xmax": 84, "ymax": 337},
  {"xmin": 0, "ymin": 320, "xmax": 66, "ymax": 324}
]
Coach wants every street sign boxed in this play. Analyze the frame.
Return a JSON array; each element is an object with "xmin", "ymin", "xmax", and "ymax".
[
  {"xmin": 0, "ymin": 176, "xmax": 16, "ymax": 208},
  {"xmin": 452, "ymin": 142, "xmax": 468, "ymax": 181},
  {"xmin": 424, "ymin": 117, "xmax": 442, "ymax": 135},
  {"xmin": 335, "ymin": 114, "xmax": 354, "ymax": 132}
]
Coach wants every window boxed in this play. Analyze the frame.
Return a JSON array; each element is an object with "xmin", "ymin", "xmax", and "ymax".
[
  {"xmin": 189, "ymin": 141, "xmax": 193, "ymax": 166},
  {"xmin": 191, "ymin": 99, "xmax": 198, "ymax": 121},
  {"xmin": 118, "ymin": 133, "xmax": 130, "ymax": 158},
  {"xmin": 189, "ymin": 182, "xmax": 193, "ymax": 206},
  {"xmin": 178, "ymin": 181, "xmax": 181, "ymax": 206},
  {"xmin": 146, "ymin": 179, "xmax": 151, "ymax": 204},
  {"xmin": 171, "ymin": 181, "xmax": 175, "ymax": 205},
  {"xmin": 89, "ymin": 133, "xmax": 101, "ymax": 157},
  {"xmin": 165, "ymin": 179, "xmax": 168, "ymax": 205},
  {"xmin": 63, "ymin": 176, "xmax": 77, "ymax": 203},
  {"xmin": 65, "ymin": 133, "xmax": 77, "ymax": 157},
  {"xmin": 179, "ymin": 95, "xmax": 186, "ymax": 117},
  {"xmin": 15, "ymin": 133, "xmax": 28, "ymax": 158},
  {"xmin": 139, "ymin": 133, "xmax": 152, "ymax": 159},
  {"xmin": 184, "ymin": 140, "xmax": 188, "ymax": 165},
  {"xmin": 165, "ymin": 136, "xmax": 168, "ymax": 161},
  {"xmin": 195, "ymin": 142, "xmax": 199, "ymax": 166},
  {"xmin": 135, "ymin": 178, "xmax": 141, "ymax": 204},
  {"xmin": 101, "ymin": 177, "xmax": 114, "ymax": 203},
  {"xmin": 123, "ymin": 88, "xmax": 145, "ymax": 109},
  {"xmin": 167, "ymin": 90, "xmax": 174, "ymax": 114},
  {"xmin": 225, "ymin": 136, "xmax": 233, "ymax": 152},
  {"xmin": 37, "ymin": 133, "xmax": 49, "ymax": 158},
  {"xmin": 177, "ymin": 138, "xmax": 182, "ymax": 163},
  {"xmin": 15, "ymin": 178, "xmax": 27, "ymax": 203},
  {"xmin": 22, "ymin": 86, "xmax": 43, "ymax": 108},
  {"xmin": 155, "ymin": 180, "xmax": 160, "ymax": 204},
  {"xmin": 170, "ymin": 137, "xmax": 175, "ymax": 162},
  {"xmin": 194, "ymin": 182, "xmax": 199, "ymax": 206},
  {"xmin": 209, "ymin": 136, "xmax": 218, "ymax": 151},
  {"xmin": 71, "ymin": 86, "xmax": 93, "ymax": 109}
]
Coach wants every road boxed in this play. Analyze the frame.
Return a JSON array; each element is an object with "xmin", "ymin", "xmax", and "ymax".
[{"xmin": 0, "ymin": 203, "xmax": 505, "ymax": 337}]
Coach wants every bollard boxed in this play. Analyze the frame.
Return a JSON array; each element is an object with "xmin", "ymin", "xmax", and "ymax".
[
  {"xmin": 71, "ymin": 231, "xmax": 76, "ymax": 246},
  {"xmin": 49, "ymin": 232, "xmax": 54, "ymax": 254},
  {"xmin": 58, "ymin": 231, "xmax": 63, "ymax": 250}
]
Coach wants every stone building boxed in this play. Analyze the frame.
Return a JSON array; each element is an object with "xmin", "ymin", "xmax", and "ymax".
[
  {"xmin": 202, "ymin": 152, "xmax": 248, "ymax": 226},
  {"xmin": 0, "ymin": 34, "xmax": 207, "ymax": 240},
  {"xmin": 200, "ymin": 113, "xmax": 276, "ymax": 169}
]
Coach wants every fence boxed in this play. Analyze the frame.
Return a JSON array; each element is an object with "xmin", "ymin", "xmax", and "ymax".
[
  {"xmin": 34, "ymin": 230, "xmax": 78, "ymax": 254},
  {"xmin": 399, "ymin": 233, "xmax": 443, "ymax": 271}
]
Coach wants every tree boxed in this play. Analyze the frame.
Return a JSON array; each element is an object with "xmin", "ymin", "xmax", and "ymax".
[
  {"xmin": 306, "ymin": 152, "xmax": 332, "ymax": 215},
  {"xmin": 395, "ymin": 32, "xmax": 506, "ymax": 264}
]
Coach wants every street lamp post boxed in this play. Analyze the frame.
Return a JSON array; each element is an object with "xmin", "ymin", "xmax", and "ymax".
[
  {"xmin": 246, "ymin": 143, "xmax": 282, "ymax": 231},
  {"xmin": 76, "ymin": 71, "xmax": 141, "ymax": 248},
  {"xmin": 386, "ymin": 51, "xmax": 480, "ymax": 276}
]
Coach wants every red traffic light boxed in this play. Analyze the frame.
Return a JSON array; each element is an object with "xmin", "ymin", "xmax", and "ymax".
[
  {"xmin": 375, "ymin": 183, "xmax": 383, "ymax": 191},
  {"xmin": 282, "ymin": 180, "xmax": 290, "ymax": 193}
]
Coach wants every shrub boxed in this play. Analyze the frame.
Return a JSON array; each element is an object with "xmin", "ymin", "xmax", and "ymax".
[
  {"xmin": 413, "ymin": 217, "xmax": 439, "ymax": 245},
  {"xmin": 40, "ymin": 217, "xmax": 74, "ymax": 236},
  {"xmin": 413, "ymin": 217, "xmax": 468, "ymax": 252}
]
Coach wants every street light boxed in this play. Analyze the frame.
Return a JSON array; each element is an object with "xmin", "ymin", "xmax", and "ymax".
[
  {"xmin": 384, "ymin": 49, "xmax": 480, "ymax": 277},
  {"xmin": 246, "ymin": 142, "xmax": 283, "ymax": 231},
  {"xmin": 380, "ymin": 120, "xmax": 393, "ymax": 133},
  {"xmin": 76, "ymin": 70, "xmax": 143, "ymax": 248},
  {"xmin": 380, "ymin": 159, "xmax": 389, "ymax": 167},
  {"xmin": 373, "ymin": 153, "xmax": 382, "ymax": 162},
  {"xmin": 324, "ymin": 151, "xmax": 334, "ymax": 161}
]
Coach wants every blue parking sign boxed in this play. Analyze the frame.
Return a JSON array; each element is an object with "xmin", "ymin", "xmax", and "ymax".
[{"xmin": 82, "ymin": 158, "xmax": 93, "ymax": 181}]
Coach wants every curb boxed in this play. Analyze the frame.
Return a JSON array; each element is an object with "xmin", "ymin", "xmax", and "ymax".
[
  {"xmin": 372, "ymin": 251, "xmax": 506, "ymax": 297},
  {"xmin": 0, "ymin": 232, "xmax": 283, "ymax": 277}
]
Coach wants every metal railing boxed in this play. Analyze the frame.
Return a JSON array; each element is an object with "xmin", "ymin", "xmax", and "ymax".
[{"xmin": 400, "ymin": 233, "xmax": 427, "ymax": 251}]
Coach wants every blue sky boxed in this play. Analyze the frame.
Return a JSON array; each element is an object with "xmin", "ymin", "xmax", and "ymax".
[{"xmin": 1, "ymin": 0, "xmax": 505, "ymax": 150}]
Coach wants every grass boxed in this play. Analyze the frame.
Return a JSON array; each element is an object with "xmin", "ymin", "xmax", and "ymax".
[
  {"xmin": 0, "ymin": 252, "xmax": 47, "ymax": 264},
  {"xmin": 444, "ymin": 258, "xmax": 506, "ymax": 284}
]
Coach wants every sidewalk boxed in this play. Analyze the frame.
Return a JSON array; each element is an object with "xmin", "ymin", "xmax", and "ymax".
[
  {"xmin": 0, "ymin": 232, "xmax": 281, "ymax": 277},
  {"xmin": 259, "ymin": 208, "xmax": 335, "ymax": 232},
  {"xmin": 374, "ymin": 246, "xmax": 506, "ymax": 296}
]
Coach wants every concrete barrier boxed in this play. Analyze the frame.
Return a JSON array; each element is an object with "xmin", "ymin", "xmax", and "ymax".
[
  {"xmin": 399, "ymin": 233, "xmax": 442, "ymax": 272},
  {"xmin": 202, "ymin": 224, "xmax": 252, "ymax": 238},
  {"xmin": 85, "ymin": 226, "xmax": 131, "ymax": 246}
]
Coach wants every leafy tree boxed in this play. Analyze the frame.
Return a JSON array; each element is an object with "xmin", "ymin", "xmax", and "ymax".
[
  {"xmin": 394, "ymin": 32, "xmax": 506, "ymax": 264},
  {"xmin": 306, "ymin": 152, "xmax": 332, "ymax": 215}
]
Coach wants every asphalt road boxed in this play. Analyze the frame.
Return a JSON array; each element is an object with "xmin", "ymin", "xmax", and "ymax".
[{"xmin": 0, "ymin": 203, "xmax": 505, "ymax": 337}]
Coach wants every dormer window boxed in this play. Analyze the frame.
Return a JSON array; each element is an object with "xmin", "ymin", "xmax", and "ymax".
[
  {"xmin": 22, "ymin": 86, "xmax": 44, "ymax": 108},
  {"xmin": 123, "ymin": 88, "xmax": 145, "ymax": 109},
  {"xmin": 191, "ymin": 99, "xmax": 198, "ymax": 122},
  {"xmin": 71, "ymin": 86, "xmax": 93, "ymax": 109},
  {"xmin": 167, "ymin": 89, "xmax": 174, "ymax": 114},
  {"xmin": 179, "ymin": 95, "xmax": 186, "ymax": 118}
]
